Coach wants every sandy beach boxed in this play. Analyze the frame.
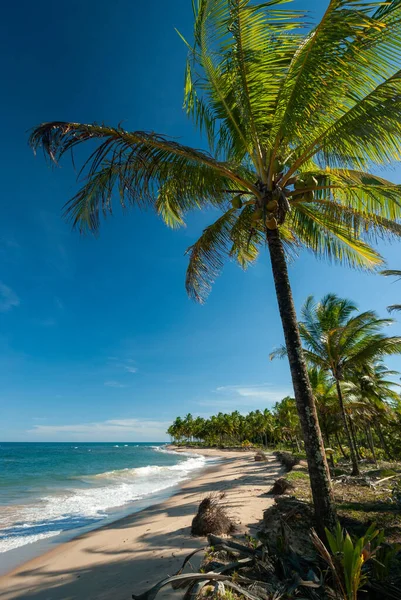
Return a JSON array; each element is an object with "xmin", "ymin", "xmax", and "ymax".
[{"xmin": 0, "ymin": 448, "xmax": 282, "ymax": 600}]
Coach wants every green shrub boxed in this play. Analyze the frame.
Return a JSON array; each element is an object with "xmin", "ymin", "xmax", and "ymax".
[{"xmin": 286, "ymin": 470, "xmax": 309, "ymax": 481}]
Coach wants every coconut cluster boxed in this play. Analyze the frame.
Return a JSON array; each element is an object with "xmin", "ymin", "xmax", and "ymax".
[{"xmin": 229, "ymin": 168, "xmax": 319, "ymax": 231}]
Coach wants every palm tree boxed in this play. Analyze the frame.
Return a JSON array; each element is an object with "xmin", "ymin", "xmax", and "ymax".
[
  {"xmin": 298, "ymin": 294, "xmax": 401, "ymax": 475},
  {"xmin": 273, "ymin": 396, "xmax": 301, "ymax": 451},
  {"xmin": 381, "ymin": 270, "xmax": 401, "ymax": 312},
  {"xmin": 29, "ymin": 0, "xmax": 401, "ymax": 529},
  {"xmin": 349, "ymin": 363, "xmax": 400, "ymax": 460}
]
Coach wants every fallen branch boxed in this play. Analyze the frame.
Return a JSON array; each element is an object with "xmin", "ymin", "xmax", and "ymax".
[
  {"xmin": 208, "ymin": 534, "xmax": 262, "ymax": 557},
  {"xmin": 372, "ymin": 474, "xmax": 398, "ymax": 487},
  {"xmin": 174, "ymin": 547, "xmax": 206, "ymax": 576},
  {"xmin": 132, "ymin": 573, "xmax": 235, "ymax": 600}
]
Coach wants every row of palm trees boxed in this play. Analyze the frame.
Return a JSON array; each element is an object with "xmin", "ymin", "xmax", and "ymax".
[
  {"xmin": 29, "ymin": 0, "xmax": 401, "ymax": 529},
  {"xmin": 168, "ymin": 294, "xmax": 401, "ymax": 474}
]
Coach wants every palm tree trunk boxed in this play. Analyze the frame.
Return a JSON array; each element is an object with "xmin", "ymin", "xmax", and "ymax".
[
  {"xmin": 323, "ymin": 429, "xmax": 335, "ymax": 470},
  {"xmin": 366, "ymin": 425, "xmax": 377, "ymax": 464},
  {"xmin": 334, "ymin": 380, "xmax": 360, "ymax": 476},
  {"xmin": 335, "ymin": 431, "xmax": 347, "ymax": 459},
  {"xmin": 376, "ymin": 423, "xmax": 393, "ymax": 460},
  {"xmin": 348, "ymin": 416, "xmax": 361, "ymax": 461},
  {"xmin": 266, "ymin": 228, "xmax": 336, "ymax": 531}
]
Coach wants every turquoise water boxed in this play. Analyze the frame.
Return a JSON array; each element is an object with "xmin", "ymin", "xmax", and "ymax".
[{"xmin": 0, "ymin": 443, "xmax": 206, "ymax": 554}]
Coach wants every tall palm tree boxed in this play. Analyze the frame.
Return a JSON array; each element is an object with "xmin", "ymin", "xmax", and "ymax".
[
  {"xmin": 29, "ymin": 0, "xmax": 401, "ymax": 529},
  {"xmin": 298, "ymin": 294, "xmax": 401, "ymax": 475},
  {"xmin": 381, "ymin": 270, "xmax": 401, "ymax": 312},
  {"xmin": 349, "ymin": 362, "xmax": 400, "ymax": 459}
]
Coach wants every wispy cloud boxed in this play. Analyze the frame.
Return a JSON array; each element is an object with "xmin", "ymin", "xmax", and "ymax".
[
  {"xmin": 104, "ymin": 381, "xmax": 128, "ymax": 388},
  {"xmin": 0, "ymin": 282, "xmax": 20, "ymax": 313},
  {"xmin": 108, "ymin": 356, "xmax": 138, "ymax": 374},
  {"xmin": 197, "ymin": 383, "xmax": 292, "ymax": 409},
  {"xmin": 28, "ymin": 418, "xmax": 170, "ymax": 441}
]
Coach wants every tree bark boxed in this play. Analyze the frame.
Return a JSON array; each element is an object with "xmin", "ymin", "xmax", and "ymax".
[
  {"xmin": 334, "ymin": 379, "xmax": 360, "ymax": 476},
  {"xmin": 366, "ymin": 425, "xmax": 377, "ymax": 464},
  {"xmin": 377, "ymin": 423, "xmax": 393, "ymax": 460},
  {"xmin": 335, "ymin": 431, "xmax": 348, "ymax": 459},
  {"xmin": 349, "ymin": 416, "xmax": 361, "ymax": 461},
  {"xmin": 266, "ymin": 228, "xmax": 337, "ymax": 532}
]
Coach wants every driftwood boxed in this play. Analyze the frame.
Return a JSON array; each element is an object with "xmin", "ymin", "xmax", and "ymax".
[
  {"xmin": 372, "ymin": 474, "xmax": 398, "ymax": 487},
  {"xmin": 208, "ymin": 533, "xmax": 262, "ymax": 557},
  {"xmin": 132, "ymin": 573, "xmax": 240, "ymax": 600},
  {"xmin": 174, "ymin": 547, "xmax": 206, "ymax": 576}
]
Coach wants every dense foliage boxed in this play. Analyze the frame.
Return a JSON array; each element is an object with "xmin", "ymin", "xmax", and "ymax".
[{"xmin": 168, "ymin": 295, "xmax": 401, "ymax": 469}]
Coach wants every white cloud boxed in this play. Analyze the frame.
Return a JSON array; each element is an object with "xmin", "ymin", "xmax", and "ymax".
[
  {"xmin": 104, "ymin": 381, "xmax": 128, "ymax": 388},
  {"xmin": 107, "ymin": 356, "xmax": 138, "ymax": 374},
  {"xmin": 28, "ymin": 418, "xmax": 170, "ymax": 441},
  {"xmin": 0, "ymin": 282, "xmax": 19, "ymax": 313}
]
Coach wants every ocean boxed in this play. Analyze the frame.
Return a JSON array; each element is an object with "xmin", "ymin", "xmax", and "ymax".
[{"xmin": 0, "ymin": 442, "xmax": 206, "ymax": 559}]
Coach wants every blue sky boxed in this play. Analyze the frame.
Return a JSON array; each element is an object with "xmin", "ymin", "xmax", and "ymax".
[{"xmin": 1, "ymin": 0, "xmax": 401, "ymax": 442}]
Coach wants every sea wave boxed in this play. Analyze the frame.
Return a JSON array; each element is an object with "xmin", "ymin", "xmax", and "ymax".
[{"xmin": 0, "ymin": 450, "xmax": 205, "ymax": 553}]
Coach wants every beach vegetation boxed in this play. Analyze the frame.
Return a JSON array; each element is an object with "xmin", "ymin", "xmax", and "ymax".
[
  {"xmin": 29, "ymin": 0, "xmax": 401, "ymax": 530},
  {"xmin": 271, "ymin": 294, "xmax": 401, "ymax": 476}
]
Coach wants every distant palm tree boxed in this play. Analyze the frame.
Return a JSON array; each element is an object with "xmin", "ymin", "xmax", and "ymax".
[
  {"xmin": 29, "ymin": 1, "xmax": 401, "ymax": 529},
  {"xmin": 348, "ymin": 363, "xmax": 400, "ymax": 460},
  {"xmin": 298, "ymin": 295, "xmax": 401, "ymax": 475},
  {"xmin": 381, "ymin": 270, "xmax": 401, "ymax": 312}
]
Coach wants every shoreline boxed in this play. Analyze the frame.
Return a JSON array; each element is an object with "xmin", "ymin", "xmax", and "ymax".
[
  {"xmin": 0, "ymin": 445, "xmax": 212, "ymax": 576},
  {"xmin": 0, "ymin": 448, "xmax": 282, "ymax": 600}
]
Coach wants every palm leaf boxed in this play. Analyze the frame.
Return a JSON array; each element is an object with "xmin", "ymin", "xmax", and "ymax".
[
  {"xmin": 29, "ymin": 121, "xmax": 257, "ymax": 232},
  {"xmin": 185, "ymin": 208, "xmax": 238, "ymax": 302}
]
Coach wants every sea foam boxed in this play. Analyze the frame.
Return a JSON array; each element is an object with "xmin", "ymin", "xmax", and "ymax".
[{"xmin": 0, "ymin": 449, "xmax": 205, "ymax": 553}]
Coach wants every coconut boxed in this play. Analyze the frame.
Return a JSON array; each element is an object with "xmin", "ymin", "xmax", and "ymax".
[
  {"xmin": 231, "ymin": 195, "xmax": 243, "ymax": 210},
  {"xmin": 265, "ymin": 216, "xmax": 278, "ymax": 230},
  {"xmin": 252, "ymin": 208, "xmax": 263, "ymax": 221},
  {"xmin": 294, "ymin": 179, "xmax": 306, "ymax": 190},
  {"xmin": 273, "ymin": 158, "xmax": 284, "ymax": 174},
  {"xmin": 306, "ymin": 175, "xmax": 318, "ymax": 188},
  {"xmin": 266, "ymin": 199, "xmax": 278, "ymax": 212},
  {"xmin": 304, "ymin": 190, "xmax": 314, "ymax": 202}
]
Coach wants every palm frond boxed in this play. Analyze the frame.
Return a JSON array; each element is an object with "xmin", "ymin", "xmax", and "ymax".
[
  {"xmin": 29, "ymin": 121, "xmax": 257, "ymax": 232},
  {"xmin": 269, "ymin": 344, "xmax": 287, "ymax": 361},
  {"xmin": 381, "ymin": 269, "xmax": 401, "ymax": 278},
  {"xmin": 186, "ymin": 0, "xmax": 304, "ymax": 164},
  {"xmin": 288, "ymin": 202, "xmax": 384, "ymax": 270},
  {"xmin": 274, "ymin": 0, "xmax": 401, "ymax": 171},
  {"xmin": 185, "ymin": 208, "xmax": 238, "ymax": 303},
  {"xmin": 388, "ymin": 304, "xmax": 401, "ymax": 312}
]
